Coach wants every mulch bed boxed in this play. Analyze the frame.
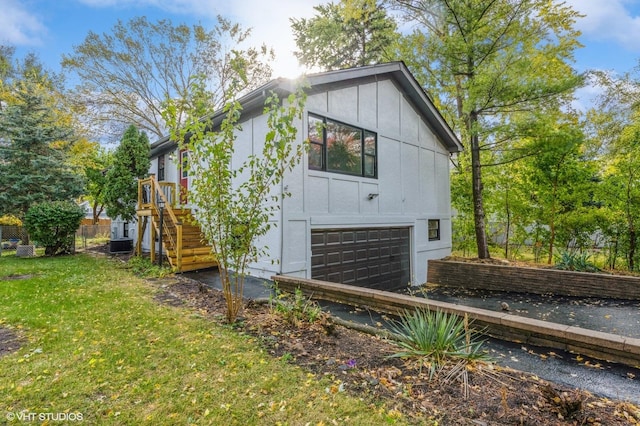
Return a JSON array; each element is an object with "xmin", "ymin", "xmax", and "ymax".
[{"xmin": 153, "ymin": 275, "xmax": 640, "ymax": 425}]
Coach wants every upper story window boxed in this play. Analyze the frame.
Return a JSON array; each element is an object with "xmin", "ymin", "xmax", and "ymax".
[{"xmin": 308, "ymin": 114, "xmax": 377, "ymax": 178}]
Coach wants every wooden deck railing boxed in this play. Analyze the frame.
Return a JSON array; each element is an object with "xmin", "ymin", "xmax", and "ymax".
[{"xmin": 137, "ymin": 176, "xmax": 183, "ymax": 271}]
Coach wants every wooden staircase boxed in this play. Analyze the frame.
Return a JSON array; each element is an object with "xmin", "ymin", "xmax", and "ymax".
[{"xmin": 136, "ymin": 177, "xmax": 217, "ymax": 272}]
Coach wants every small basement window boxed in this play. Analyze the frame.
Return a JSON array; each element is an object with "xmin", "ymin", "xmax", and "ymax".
[{"xmin": 428, "ymin": 219, "xmax": 440, "ymax": 241}]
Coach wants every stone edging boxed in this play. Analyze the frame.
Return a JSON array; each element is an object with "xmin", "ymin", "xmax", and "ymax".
[{"xmin": 272, "ymin": 275, "xmax": 640, "ymax": 368}]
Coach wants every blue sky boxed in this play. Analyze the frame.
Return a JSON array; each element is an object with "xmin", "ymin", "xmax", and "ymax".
[{"xmin": 2, "ymin": 0, "xmax": 640, "ymax": 109}]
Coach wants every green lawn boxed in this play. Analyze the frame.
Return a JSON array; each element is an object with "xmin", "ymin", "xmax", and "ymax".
[{"xmin": 0, "ymin": 253, "xmax": 405, "ymax": 425}]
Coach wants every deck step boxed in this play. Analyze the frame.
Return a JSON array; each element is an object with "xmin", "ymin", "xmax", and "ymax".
[
  {"xmin": 167, "ymin": 247, "xmax": 213, "ymax": 257},
  {"xmin": 138, "ymin": 188, "xmax": 214, "ymax": 273},
  {"xmin": 178, "ymin": 262, "xmax": 218, "ymax": 272}
]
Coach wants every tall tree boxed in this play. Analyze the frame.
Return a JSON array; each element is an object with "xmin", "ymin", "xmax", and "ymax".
[
  {"xmin": 0, "ymin": 77, "xmax": 84, "ymax": 219},
  {"xmin": 520, "ymin": 114, "xmax": 598, "ymax": 263},
  {"xmin": 69, "ymin": 141, "xmax": 113, "ymax": 224},
  {"xmin": 62, "ymin": 16, "xmax": 274, "ymax": 141},
  {"xmin": 103, "ymin": 125, "xmax": 150, "ymax": 221},
  {"xmin": 393, "ymin": 0, "xmax": 583, "ymax": 258},
  {"xmin": 588, "ymin": 72, "xmax": 640, "ymax": 270},
  {"xmin": 291, "ymin": 0, "xmax": 398, "ymax": 71}
]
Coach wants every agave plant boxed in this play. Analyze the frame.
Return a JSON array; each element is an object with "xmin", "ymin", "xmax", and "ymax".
[
  {"xmin": 387, "ymin": 308, "xmax": 489, "ymax": 382},
  {"xmin": 554, "ymin": 250, "xmax": 600, "ymax": 273}
]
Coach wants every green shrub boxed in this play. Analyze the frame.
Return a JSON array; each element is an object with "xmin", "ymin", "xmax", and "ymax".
[
  {"xmin": 554, "ymin": 250, "xmax": 600, "ymax": 273},
  {"xmin": 23, "ymin": 201, "xmax": 84, "ymax": 256},
  {"xmin": 127, "ymin": 256, "xmax": 172, "ymax": 278},
  {"xmin": 270, "ymin": 285, "xmax": 323, "ymax": 325},
  {"xmin": 387, "ymin": 308, "xmax": 488, "ymax": 380}
]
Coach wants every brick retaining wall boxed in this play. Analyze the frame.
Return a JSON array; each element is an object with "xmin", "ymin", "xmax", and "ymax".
[
  {"xmin": 428, "ymin": 260, "xmax": 640, "ymax": 300},
  {"xmin": 273, "ymin": 275, "xmax": 640, "ymax": 367}
]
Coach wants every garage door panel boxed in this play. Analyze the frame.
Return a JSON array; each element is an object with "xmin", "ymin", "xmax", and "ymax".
[
  {"xmin": 327, "ymin": 271, "xmax": 341, "ymax": 282},
  {"xmin": 311, "ymin": 232, "xmax": 325, "ymax": 246},
  {"xmin": 326, "ymin": 251, "xmax": 341, "ymax": 266},
  {"xmin": 326, "ymin": 232, "xmax": 341, "ymax": 245},
  {"xmin": 356, "ymin": 249, "xmax": 368, "ymax": 261},
  {"xmin": 311, "ymin": 227, "xmax": 410, "ymax": 290},
  {"xmin": 343, "ymin": 270, "xmax": 355, "ymax": 283},
  {"xmin": 342, "ymin": 250, "xmax": 355, "ymax": 263},
  {"xmin": 342, "ymin": 231, "xmax": 355, "ymax": 244}
]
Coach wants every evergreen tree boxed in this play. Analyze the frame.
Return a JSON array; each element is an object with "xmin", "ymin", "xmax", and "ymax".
[
  {"xmin": 0, "ymin": 78, "xmax": 84, "ymax": 219},
  {"xmin": 103, "ymin": 125, "xmax": 150, "ymax": 222}
]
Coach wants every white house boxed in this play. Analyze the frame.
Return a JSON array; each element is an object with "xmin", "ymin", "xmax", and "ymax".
[{"xmin": 138, "ymin": 62, "xmax": 462, "ymax": 290}]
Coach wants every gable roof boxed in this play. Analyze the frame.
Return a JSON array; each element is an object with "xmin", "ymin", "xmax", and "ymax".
[{"xmin": 150, "ymin": 61, "xmax": 462, "ymax": 157}]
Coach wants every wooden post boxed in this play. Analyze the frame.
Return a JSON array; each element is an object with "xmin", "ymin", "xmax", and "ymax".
[
  {"xmin": 136, "ymin": 217, "xmax": 143, "ymax": 256},
  {"xmin": 177, "ymin": 223, "xmax": 183, "ymax": 272},
  {"xmin": 150, "ymin": 216, "xmax": 156, "ymax": 264}
]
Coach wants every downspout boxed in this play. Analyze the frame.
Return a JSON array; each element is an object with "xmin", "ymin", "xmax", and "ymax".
[
  {"xmin": 278, "ymin": 89, "xmax": 289, "ymax": 276},
  {"xmin": 279, "ymin": 178, "xmax": 285, "ymax": 276}
]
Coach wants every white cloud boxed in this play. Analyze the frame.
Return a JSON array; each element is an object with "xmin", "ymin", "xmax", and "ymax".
[
  {"xmin": 75, "ymin": 0, "xmax": 323, "ymax": 78},
  {"xmin": 0, "ymin": 0, "xmax": 47, "ymax": 46},
  {"xmin": 564, "ymin": 0, "xmax": 640, "ymax": 52}
]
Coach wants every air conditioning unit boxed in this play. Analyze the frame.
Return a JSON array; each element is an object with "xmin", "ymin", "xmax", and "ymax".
[{"xmin": 109, "ymin": 238, "xmax": 133, "ymax": 253}]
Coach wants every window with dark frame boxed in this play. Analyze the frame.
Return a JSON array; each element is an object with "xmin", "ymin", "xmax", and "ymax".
[
  {"xmin": 428, "ymin": 219, "xmax": 440, "ymax": 241},
  {"xmin": 181, "ymin": 151, "xmax": 189, "ymax": 178},
  {"xmin": 158, "ymin": 154, "xmax": 165, "ymax": 181},
  {"xmin": 308, "ymin": 113, "xmax": 377, "ymax": 178},
  {"xmin": 123, "ymin": 222, "xmax": 129, "ymax": 238}
]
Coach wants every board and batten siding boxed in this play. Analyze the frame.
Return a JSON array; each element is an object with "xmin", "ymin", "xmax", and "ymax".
[
  {"xmin": 277, "ymin": 76, "xmax": 453, "ymax": 285},
  {"xmin": 141, "ymin": 72, "xmax": 455, "ymax": 285}
]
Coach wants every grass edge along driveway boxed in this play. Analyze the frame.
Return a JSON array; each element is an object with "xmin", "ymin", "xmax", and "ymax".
[{"xmin": 0, "ymin": 254, "xmax": 407, "ymax": 425}]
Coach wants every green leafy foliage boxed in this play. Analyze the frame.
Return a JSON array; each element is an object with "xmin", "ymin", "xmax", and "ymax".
[
  {"xmin": 126, "ymin": 256, "xmax": 172, "ymax": 278},
  {"xmin": 82, "ymin": 148, "xmax": 113, "ymax": 224},
  {"xmin": 270, "ymin": 286, "xmax": 323, "ymax": 325},
  {"xmin": 163, "ymin": 73, "xmax": 307, "ymax": 323},
  {"xmin": 23, "ymin": 201, "xmax": 84, "ymax": 256},
  {"xmin": 387, "ymin": 308, "xmax": 488, "ymax": 380},
  {"xmin": 554, "ymin": 250, "xmax": 601, "ymax": 273},
  {"xmin": 291, "ymin": 0, "xmax": 398, "ymax": 71},
  {"xmin": 103, "ymin": 125, "xmax": 150, "ymax": 222},
  {"xmin": 396, "ymin": 0, "xmax": 584, "ymax": 259},
  {"xmin": 587, "ymin": 73, "xmax": 640, "ymax": 271}
]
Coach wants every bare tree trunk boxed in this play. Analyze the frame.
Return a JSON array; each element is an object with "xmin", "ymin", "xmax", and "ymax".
[
  {"xmin": 504, "ymin": 186, "xmax": 511, "ymax": 260},
  {"xmin": 627, "ymin": 173, "xmax": 636, "ymax": 271},
  {"xmin": 469, "ymin": 112, "xmax": 490, "ymax": 259},
  {"xmin": 628, "ymin": 229, "xmax": 636, "ymax": 271}
]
